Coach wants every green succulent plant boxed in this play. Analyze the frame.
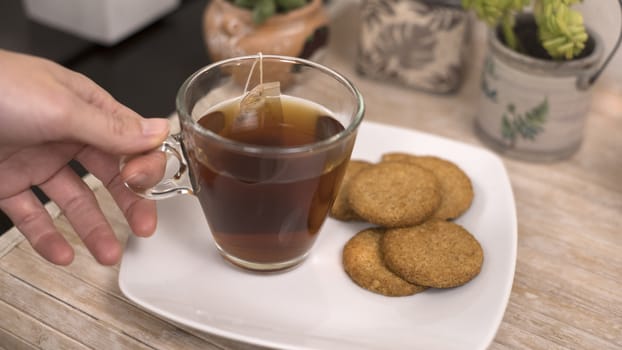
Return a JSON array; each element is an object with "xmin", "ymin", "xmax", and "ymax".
[
  {"xmin": 228, "ymin": 0, "xmax": 310, "ymax": 24},
  {"xmin": 461, "ymin": 0, "xmax": 588, "ymax": 60}
]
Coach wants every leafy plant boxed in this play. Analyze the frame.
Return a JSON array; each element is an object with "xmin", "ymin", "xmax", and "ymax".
[
  {"xmin": 228, "ymin": 0, "xmax": 309, "ymax": 24},
  {"xmin": 461, "ymin": 0, "xmax": 588, "ymax": 60},
  {"xmin": 501, "ymin": 98, "xmax": 549, "ymax": 146}
]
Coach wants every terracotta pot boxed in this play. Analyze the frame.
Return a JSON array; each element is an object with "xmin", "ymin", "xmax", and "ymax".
[{"xmin": 203, "ymin": 0, "xmax": 329, "ymax": 62}]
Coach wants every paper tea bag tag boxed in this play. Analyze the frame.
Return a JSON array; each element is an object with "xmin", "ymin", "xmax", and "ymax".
[{"xmin": 234, "ymin": 81, "xmax": 284, "ymax": 131}]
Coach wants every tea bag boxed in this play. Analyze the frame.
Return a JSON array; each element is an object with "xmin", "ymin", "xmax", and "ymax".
[{"xmin": 234, "ymin": 53, "xmax": 284, "ymax": 131}]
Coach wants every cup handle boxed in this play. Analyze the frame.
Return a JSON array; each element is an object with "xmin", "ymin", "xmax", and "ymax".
[{"xmin": 120, "ymin": 134, "xmax": 193, "ymax": 200}]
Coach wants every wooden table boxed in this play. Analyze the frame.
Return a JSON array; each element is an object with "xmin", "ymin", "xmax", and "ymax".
[{"xmin": 1, "ymin": 2, "xmax": 621, "ymax": 349}]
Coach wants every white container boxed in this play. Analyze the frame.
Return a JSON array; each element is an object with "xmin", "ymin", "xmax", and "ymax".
[{"xmin": 23, "ymin": 0, "xmax": 180, "ymax": 46}]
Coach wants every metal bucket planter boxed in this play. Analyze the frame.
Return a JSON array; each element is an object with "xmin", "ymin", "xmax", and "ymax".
[{"xmin": 474, "ymin": 14, "xmax": 620, "ymax": 162}]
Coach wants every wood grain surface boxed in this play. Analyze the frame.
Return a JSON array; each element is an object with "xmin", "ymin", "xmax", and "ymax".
[{"xmin": 1, "ymin": 2, "xmax": 621, "ymax": 349}]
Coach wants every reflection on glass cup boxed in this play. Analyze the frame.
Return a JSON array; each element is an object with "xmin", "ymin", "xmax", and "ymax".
[{"xmin": 124, "ymin": 55, "xmax": 364, "ymax": 271}]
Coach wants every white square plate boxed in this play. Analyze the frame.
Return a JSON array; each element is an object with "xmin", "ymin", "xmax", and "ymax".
[{"xmin": 119, "ymin": 121, "xmax": 517, "ymax": 350}]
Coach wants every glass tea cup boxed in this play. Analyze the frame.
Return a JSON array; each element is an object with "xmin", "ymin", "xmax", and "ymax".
[{"xmin": 123, "ymin": 55, "xmax": 365, "ymax": 271}]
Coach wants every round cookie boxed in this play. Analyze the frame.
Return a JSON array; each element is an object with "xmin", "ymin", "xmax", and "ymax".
[
  {"xmin": 343, "ymin": 228, "xmax": 427, "ymax": 296},
  {"xmin": 330, "ymin": 160, "xmax": 372, "ymax": 221},
  {"xmin": 348, "ymin": 162, "xmax": 441, "ymax": 227},
  {"xmin": 381, "ymin": 152, "xmax": 415, "ymax": 163},
  {"xmin": 382, "ymin": 153, "xmax": 474, "ymax": 220},
  {"xmin": 382, "ymin": 220, "xmax": 484, "ymax": 288}
]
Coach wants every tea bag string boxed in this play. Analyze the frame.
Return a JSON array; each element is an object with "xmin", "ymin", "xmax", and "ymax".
[
  {"xmin": 235, "ymin": 53, "xmax": 284, "ymax": 131},
  {"xmin": 243, "ymin": 52, "xmax": 264, "ymax": 95}
]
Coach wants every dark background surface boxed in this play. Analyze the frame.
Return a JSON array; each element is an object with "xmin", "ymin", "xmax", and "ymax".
[{"xmin": 0, "ymin": 0, "xmax": 210, "ymax": 234}]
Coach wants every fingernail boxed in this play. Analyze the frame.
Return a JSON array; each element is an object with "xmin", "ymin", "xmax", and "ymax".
[
  {"xmin": 142, "ymin": 118, "xmax": 169, "ymax": 137},
  {"xmin": 125, "ymin": 172, "xmax": 148, "ymax": 189}
]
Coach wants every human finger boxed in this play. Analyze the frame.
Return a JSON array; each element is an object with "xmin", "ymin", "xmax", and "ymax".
[
  {"xmin": 0, "ymin": 51, "xmax": 166, "ymax": 153},
  {"xmin": 64, "ymin": 99, "xmax": 170, "ymax": 155},
  {"xmin": 0, "ymin": 191, "xmax": 74, "ymax": 265},
  {"xmin": 39, "ymin": 166, "xmax": 121, "ymax": 265},
  {"xmin": 53, "ymin": 69, "xmax": 170, "ymax": 155},
  {"xmin": 0, "ymin": 142, "xmax": 81, "ymax": 199},
  {"xmin": 76, "ymin": 147, "xmax": 166, "ymax": 237},
  {"xmin": 120, "ymin": 149, "xmax": 168, "ymax": 190}
]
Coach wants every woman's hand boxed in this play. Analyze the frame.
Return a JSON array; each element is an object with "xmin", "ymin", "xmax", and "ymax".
[{"xmin": 0, "ymin": 49, "xmax": 169, "ymax": 266}]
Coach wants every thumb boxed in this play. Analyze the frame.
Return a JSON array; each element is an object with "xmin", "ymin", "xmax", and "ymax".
[
  {"xmin": 67, "ymin": 100, "xmax": 170, "ymax": 155},
  {"xmin": 54, "ymin": 67, "xmax": 170, "ymax": 155}
]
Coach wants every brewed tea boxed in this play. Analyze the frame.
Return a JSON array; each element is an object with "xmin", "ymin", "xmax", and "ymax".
[{"xmin": 190, "ymin": 96, "xmax": 349, "ymax": 265}]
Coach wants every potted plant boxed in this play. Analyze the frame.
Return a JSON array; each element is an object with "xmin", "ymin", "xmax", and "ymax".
[
  {"xmin": 460, "ymin": 0, "xmax": 622, "ymax": 161},
  {"xmin": 357, "ymin": 0, "xmax": 471, "ymax": 94},
  {"xmin": 202, "ymin": 0, "xmax": 330, "ymax": 62}
]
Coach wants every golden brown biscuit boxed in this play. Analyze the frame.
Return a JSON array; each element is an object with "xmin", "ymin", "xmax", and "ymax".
[
  {"xmin": 380, "ymin": 153, "xmax": 414, "ymax": 163},
  {"xmin": 343, "ymin": 228, "xmax": 427, "ymax": 296},
  {"xmin": 348, "ymin": 162, "xmax": 441, "ymax": 227},
  {"xmin": 382, "ymin": 220, "xmax": 484, "ymax": 288},
  {"xmin": 382, "ymin": 153, "xmax": 474, "ymax": 220},
  {"xmin": 330, "ymin": 160, "xmax": 373, "ymax": 221}
]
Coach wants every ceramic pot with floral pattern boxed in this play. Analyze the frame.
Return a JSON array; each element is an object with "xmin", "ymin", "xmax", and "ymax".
[
  {"xmin": 474, "ymin": 15, "xmax": 607, "ymax": 162},
  {"xmin": 357, "ymin": 0, "xmax": 470, "ymax": 94}
]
